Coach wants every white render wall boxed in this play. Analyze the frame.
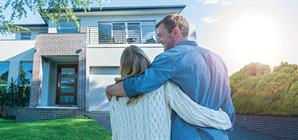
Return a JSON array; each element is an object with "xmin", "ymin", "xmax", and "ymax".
[
  {"xmin": 86, "ymin": 45, "xmax": 163, "ymax": 111},
  {"xmin": 0, "ymin": 40, "xmax": 35, "ymax": 84},
  {"xmin": 81, "ymin": 13, "xmax": 166, "ymax": 111}
]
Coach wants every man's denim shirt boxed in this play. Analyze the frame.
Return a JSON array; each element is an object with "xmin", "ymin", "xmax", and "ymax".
[{"xmin": 124, "ymin": 41, "xmax": 235, "ymax": 140}]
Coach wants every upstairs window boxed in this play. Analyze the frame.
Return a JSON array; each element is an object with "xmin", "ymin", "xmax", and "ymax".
[
  {"xmin": 127, "ymin": 22, "xmax": 141, "ymax": 44},
  {"xmin": 98, "ymin": 22, "xmax": 112, "ymax": 44},
  {"xmin": 0, "ymin": 62, "xmax": 9, "ymax": 93},
  {"xmin": 98, "ymin": 21, "xmax": 156, "ymax": 44},
  {"xmin": 20, "ymin": 32, "xmax": 31, "ymax": 40},
  {"xmin": 112, "ymin": 23, "xmax": 126, "ymax": 44},
  {"xmin": 141, "ymin": 21, "xmax": 156, "ymax": 43},
  {"xmin": 57, "ymin": 20, "xmax": 80, "ymax": 33}
]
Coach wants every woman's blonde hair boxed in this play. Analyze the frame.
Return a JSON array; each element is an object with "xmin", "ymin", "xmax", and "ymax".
[{"xmin": 119, "ymin": 45, "xmax": 151, "ymax": 105}]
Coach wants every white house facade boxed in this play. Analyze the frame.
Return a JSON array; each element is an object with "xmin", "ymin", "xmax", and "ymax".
[{"xmin": 0, "ymin": 5, "xmax": 197, "ymax": 121}]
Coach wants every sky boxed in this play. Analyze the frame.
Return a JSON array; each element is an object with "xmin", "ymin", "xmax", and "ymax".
[{"xmin": 1, "ymin": 0, "xmax": 298, "ymax": 75}]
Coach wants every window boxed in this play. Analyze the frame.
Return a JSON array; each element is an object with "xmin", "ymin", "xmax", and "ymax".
[
  {"xmin": 141, "ymin": 21, "xmax": 156, "ymax": 43},
  {"xmin": 98, "ymin": 23, "xmax": 112, "ymax": 44},
  {"xmin": 57, "ymin": 20, "xmax": 80, "ymax": 33},
  {"xmin": 98, "ymin": 21, "xmax": 156, "ymax": 44},
  {"xmin": 19, "ymin": 62, "xmax": 33, "ymax": 86},
  {"xmin": 20, "ymin": 32, "xmax": 31, "ymax": 40},
  {"xmin": 0, "ymin": 62, "xmax": 9, "ymax": 93},
  {"xmin": 127, "ymin": 22, "xmax": 141, "ymax": 44},
  {"xmin": 112, "ymin": 23, "xmax": 126, "ymax": 44}
]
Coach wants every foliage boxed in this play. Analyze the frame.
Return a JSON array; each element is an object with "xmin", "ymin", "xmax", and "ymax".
[
  {"xmin": 0, "ymin": 117, "xmax": 112, "ymax": 140},
  {"xmin": 0, "ymin": 0, "xmax": 105, "ymax": 34},
  {"xmin": 0, "ymin": 79, "xmax": 30, "ymax": 109},
  {"xmin": 230, "ymin": 62, "xmax": 298, "ymax": 116},
  {"xmin": 19, "ymin": 68, "xmax": 31, "ymax": 85}
]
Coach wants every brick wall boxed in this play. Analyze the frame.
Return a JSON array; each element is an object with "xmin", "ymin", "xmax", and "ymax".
[
  {"xmin": 16, "ymin": 107, "xmax": 83, "ymax": 122},
  {"xmin": 26, "ymin": 33, "xmax": 86, "ymax": 122},
  {"xmin": 236, "ymin": 115, "xmax": 298, "ymax": 139},
  {"xmin": 30, "ymin": 33, "xmax": 86, "ymax": 111}
]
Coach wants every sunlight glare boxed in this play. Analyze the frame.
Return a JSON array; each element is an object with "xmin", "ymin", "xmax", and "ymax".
[{"xmin": 228, "ymin": 16, "xmax": 281, "ymax": 64}]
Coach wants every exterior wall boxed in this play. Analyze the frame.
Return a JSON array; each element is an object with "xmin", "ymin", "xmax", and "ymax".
[
  {"xmin": 86, "ymin": 45, "xmax": 163, "ymax": 111},
  {"xmin": 30, "ymin": 34, "xmax": 86, "ymax": 112},
  {"xmin": 16, "ymin": 107, "xmax": 83, "ymax": 122},
  {"xmin": 0, "ymin": 40, "xmax": 35, "ymax": 84},
  {"xmin": 48, "ymin": 14, "xmax": 165, "ymax": 33},
  {"xmin": 40, "ymin": 61, "xmax": 50, "ymax": 106},
  {"xmin": 88, "ymin": 75, "xmax": 117, "ymax": 111},
  {"xmin": 237, "ymin": 115, "xmax": 298, "ymax": 139},
  {"xmin": 40, "ymin": 61, "xmax": 58, "ymax": 106}
]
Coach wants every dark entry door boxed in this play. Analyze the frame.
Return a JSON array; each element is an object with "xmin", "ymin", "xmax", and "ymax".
[{"xmin": 56, "ymin": 64, "xmax": 78, "ymax": 105}]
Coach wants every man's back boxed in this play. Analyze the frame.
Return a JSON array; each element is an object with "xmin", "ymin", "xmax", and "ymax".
[
  {"xmin": 123, "ymin": 41, "xmax": 235, "ymax": 140},
  {"xmin": 167, "ymin": 41, "xmax": 235, "ymax": 140}
]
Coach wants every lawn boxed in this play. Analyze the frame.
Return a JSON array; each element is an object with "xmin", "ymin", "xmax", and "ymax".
[{"xmin": 0, "ymin": 117, "xmax": 112, "ymax": 140}]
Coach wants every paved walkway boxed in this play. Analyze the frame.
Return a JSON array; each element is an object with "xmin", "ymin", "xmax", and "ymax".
[
  {"xmin": 85, "ymin": 112, "xmax": 111, "ymax": 132},
  {"xmin": 85, "ymin": 112, "xmax": 288, "ymax": 140}
]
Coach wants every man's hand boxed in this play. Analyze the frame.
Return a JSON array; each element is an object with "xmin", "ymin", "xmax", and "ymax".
[
  {"xmin": 106, "ymin": 92, "xmax": 113, "ymax": 101},
  {"xmin": 105, "ymin": 81, "xmax": 126, "ymax": 101}
]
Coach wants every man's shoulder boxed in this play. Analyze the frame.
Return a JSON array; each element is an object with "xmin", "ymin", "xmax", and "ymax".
[
  {"xmin": 156, "ymin": 45, "xmax": 195, "ymax": 59},
  {"xmin": 154, "ymin": 48, "xmax": 180, "ymax": 61}
]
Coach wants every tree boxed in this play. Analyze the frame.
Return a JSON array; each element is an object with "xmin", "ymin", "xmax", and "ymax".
[{"xmin": 0, "ymin": 0, "xmax": 105, "ymax": 34}]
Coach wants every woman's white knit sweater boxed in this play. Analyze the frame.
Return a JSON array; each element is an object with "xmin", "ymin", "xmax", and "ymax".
[{"xmin": 110, "ymin": 82, "xmax": 231, "ymax": 140}]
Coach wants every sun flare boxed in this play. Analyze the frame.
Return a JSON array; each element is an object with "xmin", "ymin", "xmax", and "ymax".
[{"xmin": 227, "ymin": 16, "xmax": 281, "ymax": 64}]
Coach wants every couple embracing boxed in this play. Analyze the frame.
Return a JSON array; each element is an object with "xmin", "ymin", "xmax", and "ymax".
[{"xmin": 105, "ymin": 14, "xmax": 235, "ymax": 140}]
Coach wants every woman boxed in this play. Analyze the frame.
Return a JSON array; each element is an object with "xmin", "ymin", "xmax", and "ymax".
[{"xmin": 109, "ymin": 45, "xmax": 231, "ymax": 140}]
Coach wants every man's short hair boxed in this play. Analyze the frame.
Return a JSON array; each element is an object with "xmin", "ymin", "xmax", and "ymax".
[{"xmin": 155, "ymin": 14, "xmax": 189, "ymax": 37}]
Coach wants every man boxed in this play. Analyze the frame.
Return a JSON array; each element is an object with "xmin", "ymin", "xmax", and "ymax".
[{"xmin": 106, "ymin": 14, "xmax": 235, "ymax": 140}]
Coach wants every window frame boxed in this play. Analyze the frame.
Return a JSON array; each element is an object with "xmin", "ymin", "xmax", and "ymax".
[{"xmin": 98, "ymin": 20, "xmax": 156, "ymax": 44}]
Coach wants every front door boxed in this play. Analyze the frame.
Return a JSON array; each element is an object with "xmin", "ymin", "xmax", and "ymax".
[{"xmin": 56, "ymin": 64, "xmax": 78, "ymax": 105}]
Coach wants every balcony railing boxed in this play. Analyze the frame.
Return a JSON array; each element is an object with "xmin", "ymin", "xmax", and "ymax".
[{"xmin": 87, "ymin": 25, "xmax": 158, "ymax": 45}]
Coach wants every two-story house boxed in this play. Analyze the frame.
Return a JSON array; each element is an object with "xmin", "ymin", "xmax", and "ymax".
[{"xmin": 0, "ymin": 5, "xmax": 197, "ymax": 122}]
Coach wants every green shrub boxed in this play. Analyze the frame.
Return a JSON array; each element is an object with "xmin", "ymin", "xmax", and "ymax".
[
  {"xmin": 0, "ymin": 78, "xmax": 30, "ymax": 117},
  {"xmin": 231, "ymin": 62, "xmax": 298, "ymax": 116}
]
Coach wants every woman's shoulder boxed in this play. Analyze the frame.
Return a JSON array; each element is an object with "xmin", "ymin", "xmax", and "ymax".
[
  {"xmin": 164, "ymin": 81, "xmax": 181, "ymax": 90},
  {"xmin": 145, "ymin": 81, "xmax": 181, "ymax": 95}
]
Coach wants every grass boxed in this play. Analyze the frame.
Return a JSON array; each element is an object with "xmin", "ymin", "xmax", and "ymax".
[{"xmin": 0, "ymin": 117, "xmax": 112, "ymax": 140}]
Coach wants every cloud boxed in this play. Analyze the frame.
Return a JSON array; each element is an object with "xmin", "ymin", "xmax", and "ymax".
[
  {"xmin": 201, "ymin": 16, "xmax": 219, "ymax": 24},
  {"xmin": 203, "ymin": 0, "xmax": 220, "ymax": 5}
]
